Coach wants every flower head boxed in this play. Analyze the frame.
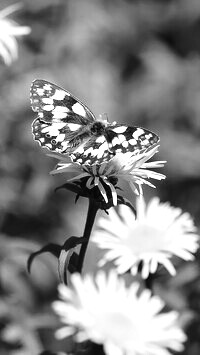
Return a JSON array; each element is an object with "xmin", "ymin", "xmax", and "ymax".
[
  {"xmin": 50, "ymin": 153, "xmax": 119, "ymax": 207},
  {"xmin": 0, "ymin": 3, "xmax": 31, "ymax": 65},
  {"xmin": 50, "ymin": 145, "xmax": 166, "ymax": 206},
  {"xmin": 92, "ymin": 196, "xmax": 199, "ymax": 278},
  {"xmin": 53, "ymin": 271, "xmax": 186, "ymax": 355}
]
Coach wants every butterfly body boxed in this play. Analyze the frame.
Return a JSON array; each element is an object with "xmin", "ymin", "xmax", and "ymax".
[{"xmin": 30, "ymin": 80, "xmax": 159, "ymax": 165}]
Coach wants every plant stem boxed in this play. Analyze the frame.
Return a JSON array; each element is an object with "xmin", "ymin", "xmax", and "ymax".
[{"xmin": 77, "ymin": 199, "xmax": 98, "ymax": 273}]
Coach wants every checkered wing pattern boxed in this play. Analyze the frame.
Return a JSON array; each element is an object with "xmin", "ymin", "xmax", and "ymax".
[
  {"xmin": 70, "ymin": 124, "xmax": 159, "ymax": 165},
  {"xmin": 30, "ymin": 79, "xmax": 95, "ymax": 154},
  {"xmin": 30, "ymin": 80, "xmax": 160, "ymax": 165}
]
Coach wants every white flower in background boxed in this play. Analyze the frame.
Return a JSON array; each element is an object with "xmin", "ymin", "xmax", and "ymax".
[
  {"xmin": 0, "ymin": 3, "xmax": 31, "ymax": 65},
  {"xmin": 53, "ymin": 271, "xmax": 186, "ymax": 355},
  {"xmin": 92, "ymin": 196, "xmax": 199, "ymax": 278},
  {"xmin": 50, "ymin": 145, "xmax": 166, "ymax": 206}
]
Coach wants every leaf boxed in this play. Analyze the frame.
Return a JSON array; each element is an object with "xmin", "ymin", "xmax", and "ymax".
[
  {"xmin": 58, "ymin": 248, "xmax": 79, "ymax": 285},
  {"xmin": 27, "ymin": 237, "xmax": 87, "ymax": 283},
  {"xmin": 58, "ymin": 237, "xmax": 86, "ymax": 284},
  {"xmin": 27, "ymin": 243, "xmax": 61, "ymax": 273}
]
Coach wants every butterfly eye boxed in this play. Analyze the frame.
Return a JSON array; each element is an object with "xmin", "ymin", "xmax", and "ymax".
[
  {"xmin": 51, "ymin": 139, "xmax": 56, "ymax": 145},
  {"xmin": 45, "ymin": 133, "xmax": 51, "ymax": 138}
]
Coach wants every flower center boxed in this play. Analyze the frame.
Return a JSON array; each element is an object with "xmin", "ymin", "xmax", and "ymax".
[
  {"xmin": 126, "ymin": 223, "xmax": 165, "ymax": 254},
  {"xmin": 97, "ymin": 311, "xmax": 138, "ymax": 344}
]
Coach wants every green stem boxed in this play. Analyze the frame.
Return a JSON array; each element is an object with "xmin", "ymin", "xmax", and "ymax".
[{"xmin": 77, "ymin": 199, "xmax": 98, "ymax": 273}]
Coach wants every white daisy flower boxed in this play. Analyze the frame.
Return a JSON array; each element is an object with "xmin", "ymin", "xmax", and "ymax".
[
  {"xmin": 50, "ymin": 145, "xmax": 166, "ymax": 206},
  {"xmin": 0, "ymin": 3, "xmax": 31, "ymax": 65},
  {"xmin": 53, "ymin": 271, "xmax": 186, "ymax": 355},
  {"xmin": 92, "ymin": 196, "xmax": 199, "ymax": 278}
]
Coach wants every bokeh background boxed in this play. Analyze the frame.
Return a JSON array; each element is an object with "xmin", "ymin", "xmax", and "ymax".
[{"xmin": 1, "ymin": 0, "xmax": 200, "ymax": 354}]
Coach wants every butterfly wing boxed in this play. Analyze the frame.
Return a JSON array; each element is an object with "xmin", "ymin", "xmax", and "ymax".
[
  {"xmin": 70, "ymin": 134, "xmax": 113, "ymax": 165},
  {"xmin": 30, "ymin": 79, "xmax": 95, "ymax": 153},
  {"xmin": 70, "ymin": 124, "xmax": 160, "ymax": 165},
  {"xmin": 30, "ymin": 80, "xmax": 160, "ymax": 165},
  {"xmin": 107, "ymin": 124, "xmax": 159, "ymax": 154}
]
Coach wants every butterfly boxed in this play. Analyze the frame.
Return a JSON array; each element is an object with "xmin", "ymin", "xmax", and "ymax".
[{"xmin": 30, "ymin": 79, "xmax": 159, "ymax": 165}]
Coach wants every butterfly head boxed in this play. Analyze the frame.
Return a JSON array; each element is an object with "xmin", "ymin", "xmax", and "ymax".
[{"xmin": 90, "ymin": 120, "xmax": 107, "ymax": 136}]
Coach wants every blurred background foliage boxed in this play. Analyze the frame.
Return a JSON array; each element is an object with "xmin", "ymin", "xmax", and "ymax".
[{"xmin": 0, "ymin": 0, "xmax": 200, "ymax": 354}]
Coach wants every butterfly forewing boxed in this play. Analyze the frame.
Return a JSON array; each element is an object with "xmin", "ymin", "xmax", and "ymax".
[{"xmin": 30, "ymin": 79, "xmax": 95, "ymax": 123}]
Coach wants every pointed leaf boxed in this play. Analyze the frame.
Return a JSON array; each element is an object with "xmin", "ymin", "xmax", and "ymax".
[
  {"xmin": 58, "ymin": 248, "xmax": 79, "ymax": 284},
  {"xmin": 27, "ymin": 243, "xmax": 61, "ymax": 273},
  {"xmin": 58, "ymin": 236, "xmax": 87, "ymax": 284}
]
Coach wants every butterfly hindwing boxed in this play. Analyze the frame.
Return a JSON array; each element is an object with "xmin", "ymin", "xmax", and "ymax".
[
  {"xmin": 70, "ymin": 134, "xmax": 113, "ymax": 165},
  {"xmin": 108, "ymin": 124, "xmax": 159, "ymax": 155},
  {"xmin": 70, "ymin": 124, "xmax": 159, "ymax": 165}
]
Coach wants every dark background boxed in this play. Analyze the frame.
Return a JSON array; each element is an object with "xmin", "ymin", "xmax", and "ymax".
[{"xmin": 0, "ymin": 0, "xmax": 200, "ymax": 354}]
